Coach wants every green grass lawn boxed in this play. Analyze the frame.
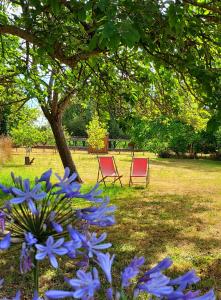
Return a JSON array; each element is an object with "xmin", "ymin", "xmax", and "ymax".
[{"xmin": 0, "ymin": 149, "xmax": 221, "ymax": 298}]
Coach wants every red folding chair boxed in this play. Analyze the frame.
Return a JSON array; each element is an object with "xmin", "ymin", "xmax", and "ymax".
[
  {"xmin": 97, "ymin": 156, "xmax": 123, "ymax": 187},
  {"xmin": 129, "ymin": 157, "xmax": 149, "ymax": 187}
]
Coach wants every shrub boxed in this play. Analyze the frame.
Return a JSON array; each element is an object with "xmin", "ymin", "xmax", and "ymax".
[
  {"xmin": 0, "ymin": 136, "xmax": 12, "ymax": 164},
  {"xmin": 87, "ymin": 114, "xmax": 107, "ymax": 151}
]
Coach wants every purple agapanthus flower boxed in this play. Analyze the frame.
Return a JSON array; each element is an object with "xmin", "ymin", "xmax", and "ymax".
[
  {"xmin": 0, "ymin": 183, "xmax": 12, "ymax": 194},
  {"xmin": 45, "ymin": 290, "xmax": 75, "ymax": 299},
  {"xmin": 0, "ymin": 278, "xmax": 4, "ymax": 288},
  {"xmin": 167, "ymin": 290, "xmax": 199, "ymax": 300},
  {"xmin": 10, "ymin": 179, "xmax": 46, "ymax": 215},
  {"xmin": 170, "ymin": 270, "xmax": 200, "ymax": 291},
  {"xmin": 192, "ymin": 289, "xmax": 215, "ymax": 300},
  {"xmin": 12, "ymin": 291, "xmax": 21, "ymax": 300},
  {"xmin": 0, "ymin": 233, "xmax": 11, "ymax": 250},
  {"xmin": 68, "ymin": 267, "xmax": 100, "ymax": 299},
  {"xmin": 63, "ymin": 240, "xmax": 81, "ymax": 259},
  {"xmin": 106, "ymin": 288, "xmax": 121, "ymax": 300},
  {"xmin": 167, "ymin": 289, "xmax": 216, "ymax": 300},
  {"xmin": 65, "ymin": 226, "xmax": 82, "ymax": 258},
  {"xmin": 67, "ymin": 226, "xmax": 83, "ymax": 243},
  {"xmin": 139, "ymin": 257, "xmax": 173, "ymax": 283},
  {"xmin": 11, "ymin": 172, "xmax": 23, "ymax": 187},
  {"xmin": 121, "ymin": 256, "xmax": 145, "ymax": 288},
  {"xmin": 46, "ymin": 268, "xmax": 100, "ymax": 299},
  {"xmin": 54, "ymin": 168, "xmax": 81, "ymax": 195},
  {"xmin": 106, "ymin": 287, "xmax": 114, "ymax": 300},
  {"xmin": 51, "ymin": 221, "xmax": 63, "ymax": 233},
  {"xmin": 81, "ymin": 232, "xmax": 112, "ymax": 258},
  {"xmin": 66, "ymin": 183, "xmax": 103, "ymax": 203},
  {"xmin": 20, "ymin": 243, "xmax": 33, "ymax": 274},
  {"xmin": 25, "ymin": 232, "xmax": 38, "ymax": 246},
  {"xmin": 138, "ymin": 272, "xmax": 174, "ymax": 298},
  {"xmin": 36, "ymin": 169, "xmax": 52, "ymax": 192},
  {"xmin": 32, "ymin": 290, "xmax": 44, "ymax": 300},
  {"xmin": 96, "ymin": 252, "xmax": 115, "ymax": 284},
  {"xmin": 0, "ymin": 211, "xmax": 6, "ymax": 232},
  {"xmin": 76, "ymin": 197, "xmax": 116, "ymax": 227},
  {"xmin": 35, "ymin": 236, "xmax": 68, "ymax": 268},
  {"xmin": 49, "ymin": 211, "xmax": 63, "ymax": 233}
]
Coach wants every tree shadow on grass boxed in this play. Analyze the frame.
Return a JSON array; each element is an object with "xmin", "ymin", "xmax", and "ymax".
[
  {"xmin": 106, "ymin": 193, "xmax": 221, "ymax": 293},
  {"xmin": 0, "ymin": 190, "xmax": 220, "ymax": 297},
  {"xmin": 202, "ymin": 259, "xmax": 221, "ymax": 297}
]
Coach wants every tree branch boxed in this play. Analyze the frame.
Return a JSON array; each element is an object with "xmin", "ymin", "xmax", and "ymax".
[
  {"xmin": 0, "ymin": 97, "xmax": 29, "ymax": 106},
  {"xmin": 58, "ymin": 89, "xmax": 76, "ymax": 114},
  {"xmin": 183, "ymin": 0, "xmax": 221, "ymax": 15},
  {"xmin": 0, "ymin": 24, "xmax": 104, "ymax": 68},
  {"xmin": 0, "ymin": 25, "xmax": 37, "ymax": 44}
]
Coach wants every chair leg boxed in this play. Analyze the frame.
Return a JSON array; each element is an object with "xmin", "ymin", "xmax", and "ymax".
[
  {"xmin": 113, "ymin": 176, "xmax": 123, "ymax": 187},
  {"xmin": 97, "ymin": 169, "xmax": 100, "ymax": 183},
  {"xmin": 112, "ymin": 176, "xmax": 116, "ymax": 185},
  {"xmin": 98, "ymin": 176, "xmax": 107, "ymax": 187},
  {"xmin": 102, "ymin": 177, "xmax": 107, "ymax": 187}
]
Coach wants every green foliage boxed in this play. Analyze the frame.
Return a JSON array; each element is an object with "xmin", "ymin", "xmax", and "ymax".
[
  {"xmin": 129, "ymin": 116, "xmax": 201, "ymax": 155},
  {"xmin": 215, "ymin": 127, "xmax": 221, "ymax": 152},
  {"xmin": 129, "ymin": 113, "xmax": 221, "ymax": 157},
  {"xmin": 10, "ymin": 107, "xmax": 51, "ymax": 148},
  {"xmin": 1, "ymin": 0, "xmax": 221, "ymax": 166},
  {"xmin": 39, "ymin": 126, "xmax": 55, "ymax": 146},
  {"xmin": 0, "ymin": 106, "xmax": 10, "ymax": 135},
  {"xmin": 86, "ymin": 114, "xmax": 107, "ymax": 150},
  {"xmin": 63, "ymin": 104, "xmax": 91, "ymax": 137}
]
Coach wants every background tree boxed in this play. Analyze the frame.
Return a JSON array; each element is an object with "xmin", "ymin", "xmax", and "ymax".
[
  {"xmin": 10, "ymin": 107, "xmax": 42, "ymax": 147},
  {"xmin": 86, "ymin": 114, "xmax": 107, "ymax": 152}
]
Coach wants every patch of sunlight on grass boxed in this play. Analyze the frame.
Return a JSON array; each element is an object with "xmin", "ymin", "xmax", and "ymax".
[{"xmin": 118, "ymin": 243, "xmax": 137, "ymax": 252}]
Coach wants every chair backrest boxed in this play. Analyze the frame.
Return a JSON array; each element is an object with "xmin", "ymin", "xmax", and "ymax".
[
  {"xmin": 98, "ymin": 156, "xmax": 117, "ymax": 176},
  {"xmin": 131, "ymin": 158, "xmax": 149, "ymax": 176}
]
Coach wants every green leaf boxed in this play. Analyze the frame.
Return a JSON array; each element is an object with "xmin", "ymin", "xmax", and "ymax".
[
  {"xmin": 0, "ymin": 12, "xmax": 8, "ymax": 24},
  {"xmin": 97, "ymin": 0, "xmax": 109, "ymax": 12},
  {"xmin": 78, "ymin": 8, "xmax": 87, "ymax": 21},
  {"xmin": 103, "ymin": 21, "xmax": 115, "ymax": 38},
  {"xmin": 119, "ymin": 21, "xmax": 140, "ymax": 48},
  {"xmin": 88, "ymin": 33, "xmax": 99, "ymax": 50}
]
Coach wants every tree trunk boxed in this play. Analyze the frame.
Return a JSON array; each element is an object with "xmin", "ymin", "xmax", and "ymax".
[{"xmin": 49, "ymin": 118, "xmax": 82, "ymax": 182}]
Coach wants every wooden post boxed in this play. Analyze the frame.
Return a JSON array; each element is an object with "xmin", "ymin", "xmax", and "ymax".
[{"xmin": 25, "ymin": 156, "xmax": 35, "ymax": 165}]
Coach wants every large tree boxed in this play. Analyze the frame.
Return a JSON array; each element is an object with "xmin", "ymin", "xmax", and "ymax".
[{"xmin": 1, "ymin": 0, "xmax": 221, "ymax": 179}]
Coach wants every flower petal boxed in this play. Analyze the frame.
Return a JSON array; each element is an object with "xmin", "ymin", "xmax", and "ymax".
[
  {"xmin": 45, "ymin": 290, "xmax": 74, "ymax": 299},
  {"xmin": 49, "ymin": 254, "xmax": 58, "ymax": 268},
  {"xmin": 10, "ymin": 197, "xmax": 25, "ymax": 204}
]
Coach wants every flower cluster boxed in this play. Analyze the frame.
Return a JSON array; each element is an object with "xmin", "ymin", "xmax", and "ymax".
[
  {"xmin": 0, "ymin": 169, "xmax": 216, "ymax": 299},
  {"xmin": 46, "ymin": 256, "xmax": 215, "ymax": 300},
  {"xmin": 1, "ymin": 255, "xmax": 215, "ymax": 299},
  {"xmin": 0, "ymin": 168, "xmax": 116, "ymax": 290}
]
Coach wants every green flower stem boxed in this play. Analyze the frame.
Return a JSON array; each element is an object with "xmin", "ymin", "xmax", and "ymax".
[{"xmin": 33, "ymin": 258, "xmax": 39, "ymax": 292}]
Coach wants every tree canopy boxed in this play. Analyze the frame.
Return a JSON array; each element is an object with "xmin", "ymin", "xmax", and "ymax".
[{"xmin": 1, "ymin": 0, "xmax": 221, "ymax": 175}]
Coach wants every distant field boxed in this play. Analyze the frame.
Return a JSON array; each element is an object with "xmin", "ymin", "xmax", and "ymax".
[{"xmin": 0, "ymin": 149, "xmax": 221, "ymax": 298}]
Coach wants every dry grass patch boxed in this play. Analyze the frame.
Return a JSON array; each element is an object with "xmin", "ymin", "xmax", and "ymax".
[{"xmin": 0, "ymin": 136, "xmax": 12, "ymax": 164}]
